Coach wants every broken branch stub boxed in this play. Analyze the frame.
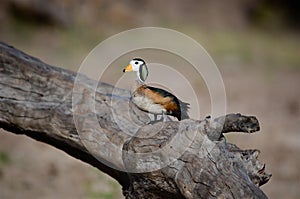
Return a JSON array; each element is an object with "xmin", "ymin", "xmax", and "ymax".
[{"xmin": 0, "ymin": 42, "xmax": 271, "ymax": 199}]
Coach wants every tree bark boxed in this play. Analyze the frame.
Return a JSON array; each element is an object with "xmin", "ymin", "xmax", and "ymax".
[{"xmin": 0, "ymin": 42, "xmax": 271, "ymax": 198}]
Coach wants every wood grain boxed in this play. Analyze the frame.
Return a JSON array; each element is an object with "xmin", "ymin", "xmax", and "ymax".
[{"xmin": 0, "ymin": 42, "xmax": 271, "ymax": 198}]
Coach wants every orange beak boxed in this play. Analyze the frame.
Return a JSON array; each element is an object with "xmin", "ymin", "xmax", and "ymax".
[{"xmin": 123, "ymin": 64, "xmax": 133, "ymax": 72}]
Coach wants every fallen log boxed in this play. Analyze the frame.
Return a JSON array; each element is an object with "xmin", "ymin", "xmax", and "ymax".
[{"xmin": 0, "ymin": 42, "xmax": 271, "ymax": 198}]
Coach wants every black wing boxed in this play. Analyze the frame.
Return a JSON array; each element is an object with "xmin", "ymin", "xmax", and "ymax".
[{"xmin": 146, "ymin": 86, "xmax": 190, "ymax": 120}]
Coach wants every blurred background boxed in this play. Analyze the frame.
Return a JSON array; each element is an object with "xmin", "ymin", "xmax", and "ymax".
[{"xmin": 0, "ymin": 0, "xmax": 300, "ymax": 198}]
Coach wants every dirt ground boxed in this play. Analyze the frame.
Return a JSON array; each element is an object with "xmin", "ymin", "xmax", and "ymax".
[{"xmin": 224, "ymin": 67, "xmax": 300, "ymax": 199}]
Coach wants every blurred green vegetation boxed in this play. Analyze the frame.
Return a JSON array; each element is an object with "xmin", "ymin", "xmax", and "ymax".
[
  {"xmin": 201, "ymin": 29, "xmax": 300, "ymax": 70},
  {"xmin": 1, "ymin": 0, "xmax": 299, "ymax": 72},
  {"xmin": 85, "ymin": 169, "xmax": 122, "ymax": 199},
  {"xmin": 3, "ymin": 17, "xmax": 300, "ymax": 74},
  {"xmin": 0, "ymin": 151, "xmax": 10, "ymax": 165},
  {"xmin": 249, "ymin": 0, "xmax": 300, "ymax": 28}
]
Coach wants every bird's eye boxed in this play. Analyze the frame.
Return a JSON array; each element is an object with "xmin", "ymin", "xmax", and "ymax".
[{"xmin": 135, "ymin": 61, "xmax": 139, "ymax": 65}]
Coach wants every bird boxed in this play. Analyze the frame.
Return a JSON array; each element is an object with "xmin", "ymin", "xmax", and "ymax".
[{"xmin": 122, "ymin": 58, "xmax": 189, "ymax": 121}]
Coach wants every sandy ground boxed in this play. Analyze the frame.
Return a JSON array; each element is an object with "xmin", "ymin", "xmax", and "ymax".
[
  {"xmin": 0, "ymin": 132, "xmax": 123, "ymax": 199},
  {"xmin": 224, "ymin": 68, "xmax": 300, "ymax": 199}
]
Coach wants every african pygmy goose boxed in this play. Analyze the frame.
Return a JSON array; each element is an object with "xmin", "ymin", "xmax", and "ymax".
[{"xmin": 123, "ymin": 58, "xmax": 189, "ymax": 121}]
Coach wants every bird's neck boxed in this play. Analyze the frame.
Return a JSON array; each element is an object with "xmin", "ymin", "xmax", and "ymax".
[
  {"xmin": 136, "ymin": 72, "xmax": 145, "ymax": 84},
  {"xmin": 131, "ymin": 76, "xmax": 145, "ymax": 94}
]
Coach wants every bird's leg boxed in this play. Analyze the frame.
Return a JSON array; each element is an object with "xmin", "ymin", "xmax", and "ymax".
[
  {"xmin": 161, "ymin": 111, "xmax": 170, "ymax": 122},
  {"xmin": 153, "ymin": 114, "xmax": 158, "ymax": 121},
  {"xmin": 148, "ymin": 114, "xmax": 161, "ymax": 125},
  {"xmin": 149, "ymin": 112, "xmax": 169, "ymax": 124}
]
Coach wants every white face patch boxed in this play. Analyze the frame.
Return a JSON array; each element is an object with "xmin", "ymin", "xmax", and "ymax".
[
  {"xmin": 130, "ymin": 60, "xmax": 144, "ymax": 72},
  {"xmin": 129, "ymin": 59, "xmax": 149, "ymax": 82}
]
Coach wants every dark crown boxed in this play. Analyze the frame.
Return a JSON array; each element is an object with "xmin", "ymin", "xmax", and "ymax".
[{"xmin": 132, "ymin": 58, "xmax": 145, "ymax": 63}]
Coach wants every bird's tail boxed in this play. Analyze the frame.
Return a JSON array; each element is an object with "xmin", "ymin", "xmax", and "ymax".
[{"xmin": 179, "ymin": 101, "xmax": 190, "ymax": 120}]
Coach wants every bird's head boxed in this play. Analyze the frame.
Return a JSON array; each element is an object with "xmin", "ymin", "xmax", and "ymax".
[{"xmin": 123, "ymin": 58, "xmax": 148, "ymax": 82}]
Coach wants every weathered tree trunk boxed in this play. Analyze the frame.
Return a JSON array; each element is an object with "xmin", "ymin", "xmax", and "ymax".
[{"xmin": 0, "ymin": 42, "xmax": 271, "ymax": 198}]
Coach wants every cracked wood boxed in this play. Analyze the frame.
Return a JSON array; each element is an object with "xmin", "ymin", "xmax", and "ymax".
[{"xmin": 0, "ymin": 42, "xmax": 271, "ymax": 199}]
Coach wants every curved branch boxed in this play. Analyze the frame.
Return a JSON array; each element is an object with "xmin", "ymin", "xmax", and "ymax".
[{"xmin": 0, "ymin": 42, "xmax": 271, "ymax": 198}]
